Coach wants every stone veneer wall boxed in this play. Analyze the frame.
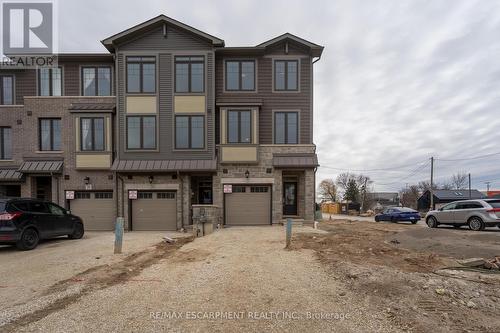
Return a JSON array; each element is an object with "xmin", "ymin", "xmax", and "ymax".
[{"xmin": 213, "ymin": 145, "xmax": 317, "ymax": 224}]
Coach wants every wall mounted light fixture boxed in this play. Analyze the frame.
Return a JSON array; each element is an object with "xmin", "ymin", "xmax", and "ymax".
[
  {"xmin": 149, "ymin": 175, "xmax": 154, "ymax": 184},
  {"xmin": 84, "ymin": 176, "xmax": 90, "ymax": 185},
  {"xmin": 245, "ymin": 170, "xmax": 250, "ymax": 178}
]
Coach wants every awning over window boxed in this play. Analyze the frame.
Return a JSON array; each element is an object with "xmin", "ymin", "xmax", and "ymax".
[
  {"xmin": 18, "ymin": 160, "xmax": 64, "ymax": 173},
  {"xmin": 272, "ymin": 153, "xmax": 319, "ymax": 168},
  {"xmin": 0, "ymin": 169, "xmax": 23, "ymax": 181},
  {"xmin": 111, "ymin": 159, "xmax": 217, "ymax": 172},
  {"xmin": 68, "ymin": 102, "xmax": 116, "ymax": 113}
]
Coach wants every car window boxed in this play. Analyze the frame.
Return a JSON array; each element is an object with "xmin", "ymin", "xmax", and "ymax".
[
  {"xmin": 392, "ymin": 209, "xmax": 400, "ymax": 213},
  {"xmin": 441, "ymin": 203, "xmax": 456, "ymax": 211},
  {"xmin": 29, "ymin": 202, "xmax": 49, "ymax": 213},
  {"xmin": 455, "ymin": 203, "xmax": 465, "ymax": 210},
  {"xmin": 47, "ymin": 203, "xmax": 65, "ymax": 216},
  {"xmin": 11, "ymin": 201, "xmax": 30, "ymax": 211},
  {"xmin": 466, "ymin": 202, "xmax": 483, "ymax": 209},
  {"xmin": 487, "ymin": 200, "xmax": 500, "ymax": 208}
]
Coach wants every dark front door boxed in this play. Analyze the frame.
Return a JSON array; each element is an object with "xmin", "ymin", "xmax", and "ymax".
[
  {"xmin": 283, "ymin": 182, "xmax": 298, "ymax": 216},
  {"xmin": 35, "ymin": 177, "xmax": 52, "ymax": 201}
]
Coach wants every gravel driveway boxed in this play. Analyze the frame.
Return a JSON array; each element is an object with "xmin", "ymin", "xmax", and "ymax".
[{"xmin": 4, "ymin": 226, "xmax": 399, "ymax": 333}]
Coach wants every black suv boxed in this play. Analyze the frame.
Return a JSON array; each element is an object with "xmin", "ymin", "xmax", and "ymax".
[{"xmin": 0, "ymin": 198, "xmax": 84, "ymax": 250}]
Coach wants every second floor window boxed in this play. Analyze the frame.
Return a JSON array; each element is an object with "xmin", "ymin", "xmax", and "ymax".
[
  {"xmin": 175, "ymin": 56, "xmax": 204, "ymax": 93},
  {"xmin": 175, "ymin": 115, "xmax": 204, "ymax": 149},
  {"xmin": 39, "ymin": 118, "xmax": 61, "ymax": 151},
  {"xmin": 0, "ymin": 76, "xmax": 14, "ymax": 105},
  {"xmin": 225, "ymin": 60, "xmax": 255, "ymax": 91},
  {"xmin": 127, "ymin": 116, "xmax": 156, "ymax": 150},
  {"xmin": 274, "ymin": 60, "xmax": 298, "ymax": 91},
  {"xmin": 82, "ymin": 67, "xmax": 111, "ymax": 96},
  {"xmin": 39, "ymin": 68, "xmax": 62, "ymax": 96},
  {"xmin": 275, "ymin": 112, "xmax": 298, "ymax": 144},
  {"xmin": 127, "ymin": 57, "xmax": 156, "ymax": 93},
  {"xmin": 81, "ymin": 118, "xmax": 105, "ymax": 151},
  {"xmin": 0, "ymin": 127, "xmax": 12, "ymax": 159},
  {"xmin": 227, "ymin": 110, "xmax": 251, "ymax": 144}
]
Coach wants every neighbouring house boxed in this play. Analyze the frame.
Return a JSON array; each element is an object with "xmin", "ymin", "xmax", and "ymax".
[
  {"xmin": 417, "ymin": 189, "xmax": 487, "ymax": 211},
  {"xmin": 0, "ymin": 15, "xmax": 323, "ymax": 230},
  {"xmin": 487, "ymin": 190, "xmax": 500, "ymax": 198},
  {"xmin": 367, "ymin": 192, "xmax": 399, "ymax": 211}
]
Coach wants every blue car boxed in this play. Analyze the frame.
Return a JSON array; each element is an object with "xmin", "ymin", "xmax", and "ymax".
[{"xmin": 375, "ymin": 207, "xmax": 421, "ymax": 224}]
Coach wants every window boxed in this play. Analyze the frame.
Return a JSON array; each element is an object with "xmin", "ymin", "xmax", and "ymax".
[
  {"xmin": 38, "ymin": 67, "xmax": 62, "ymax": 96},
  {"xmin": 232, "ymin": 186, "xmax": 246, "ymax": 193},
  {"xmin": 0, "ymin": 76, "xmax": 14, "ymax": 105},
  {"xmin": 175, "ymin": 56, "xmax": 204, "ymax": 93},
  {"xmin": 227, "ymin": 110, "xmax": 252, "ymax": 144},
  {"xmin": 138, "ymin": 192, "xmax": 153, "ymax": 199},
  {"xmin": 47, "ymin": 203, "xmax": 65, "ymax": 216},
  {"xmin": 251, "ymin": 186, "xmax": 268, "ymax": 193},
  {"xmin": 175, "ymin": 116, "xmax": 204, "ymax": 149},
  {"xmin": 39, "ymin": 118, "xmax": 61, "ymax": 151},
  {"xmin": 80, "ymin": 118, "xmax": 105, "ymax": 151},
  {"xmin": 0, "ymin": 127, "xmax": 12, "ymax": 159},
  {"xmin": 82, "ymin": 67, "xmax": 111, "ymax": 96},
  {"xmin": 274, "ymin": 112, "xmax": 298, "ymax": 144},
  {"xmin": 274, "ymin": 60, "xmax": 298, "ymax": 91},
  {"xmin": 75, "ymin": 192, "xmax": 91, "ymax": 199},
  {"xmin": 126, "ymin": 57, "xmax": 156, "ymax": 93},
  {"xmin": 157, "ymin": 192, "xmax": 175, "ymax": 199},
  {"xmin": 30, "ymin": 202, "xmax": 49, "ymax": 213},
  {"xmin": 225, "ymin": 60, "xmax": 255, "ymax": 91},
  {"xmin": 127, "ymin": 116, "xmax": 156, "ymax": 150},
  {"xmin": 95, "ymin": 192, "xmax": 113, "ymax": 199}
]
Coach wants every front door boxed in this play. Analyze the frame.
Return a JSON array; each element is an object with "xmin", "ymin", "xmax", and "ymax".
[
  {"xmin": 35, "ymin": 176, "xmax": 52, "ymax": 201},
  {"xmin": 283, "ymin": 182, "xmax": 298, "ymax": 216}
]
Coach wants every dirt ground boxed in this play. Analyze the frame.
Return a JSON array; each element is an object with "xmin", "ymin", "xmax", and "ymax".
[
  {"xmin": 1, "ymin": 222, "xmax": 499, "ymax": 332},
  {"xmin": 292, "ymin": 219, "xmax": 500, "ymax": 332}
]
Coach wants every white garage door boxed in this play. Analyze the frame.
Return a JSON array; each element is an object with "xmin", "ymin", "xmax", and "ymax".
[
  {"xmin": 225, "ymin": 185, "xmax": 271, "ymax": 225},
  {"xmin": 71, "ymin": 191, "xmax": 115, "ymax": 231}
]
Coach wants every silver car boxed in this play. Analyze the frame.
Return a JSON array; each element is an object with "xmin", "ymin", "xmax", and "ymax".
[{"xmin": 425, "ymin": 199, "xmax": 500, "ymax": 231}]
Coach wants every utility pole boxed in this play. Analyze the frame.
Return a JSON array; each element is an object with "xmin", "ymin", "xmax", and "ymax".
[
  {"xmin": 468, "ymin": 173, "xmax": 472, "ymax": 199},
  {"xmin": 360, "ymin": 177, "xmax": 368, "ymax": 213},
  {"xmin": 430, "ymin": 157, "xmax": 434, "ymax": 210},
  {"xmin": 485, "ymin": 181, "xmax": 491, "ymax": 193}
]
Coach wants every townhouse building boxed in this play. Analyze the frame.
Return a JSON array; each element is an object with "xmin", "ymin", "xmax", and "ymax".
[{"xmin": 0, "ymin": 15, "xmax": 323, "ymax": 230}]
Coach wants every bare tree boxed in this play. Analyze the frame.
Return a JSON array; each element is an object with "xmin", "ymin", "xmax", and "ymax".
[
  {"xmin": 336, "ymin": 172, "xmax": 354, "ymax": 191},
  {"xmin": 450, "ymin": 172, "xmax": 468, "ymax": 190},
  {"xmin": 400, "ymin": 185, "xmax": 420, "ymax": 209},
  {"xmin": 356, "ymin": 174, "xmax": 373, "ymax": 212},
  {"xmin": 318, "ymin": 179, "xmax": 337, "ymax": 202},
  {"xmin": 418, "ymin": 180, "xmax": 437, "ymax": 193},
  {"xmin": 440, "ymin": 181, "xmax": 453, "ymax": 190}
]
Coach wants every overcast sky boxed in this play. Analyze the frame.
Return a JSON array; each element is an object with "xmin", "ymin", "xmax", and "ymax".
[{"xmin": 57, "ymin": 0, "xmax": 500, "ymax": 192}]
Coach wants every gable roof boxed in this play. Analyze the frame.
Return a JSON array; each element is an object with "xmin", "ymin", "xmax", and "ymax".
[
  {"xmin": 256, "ymin": 33, "xmax": 324, "ymax": 57},
  {"xmin": 101, "ymin": 15, "xmax": 224, "ymax": 52}
]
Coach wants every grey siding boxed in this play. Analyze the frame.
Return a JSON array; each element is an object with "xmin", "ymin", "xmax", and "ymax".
[
  {"xmin": 215, "ymin": 51, "xmax": 312, "ymax": 145},
  {"xmin": 116, "ymin": 30, "xmax": 215, "ymax": 160},
  {"xmin": 119, "ymin": 26, "xmax": 213, "ymax": 51}
]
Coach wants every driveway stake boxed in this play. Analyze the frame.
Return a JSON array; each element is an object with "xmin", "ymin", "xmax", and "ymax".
[
  {"xmin": 114, "ymin": 217, "xmax": 124, "ymax": 254},
  {"xmin": 286, "ymin": 218, "xmax": 292, "ymax": 248}
]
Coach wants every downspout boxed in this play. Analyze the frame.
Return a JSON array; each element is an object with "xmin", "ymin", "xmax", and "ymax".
[{"xmin": 178, "ymin": 170, "xmax": 183, "ymax": 229}]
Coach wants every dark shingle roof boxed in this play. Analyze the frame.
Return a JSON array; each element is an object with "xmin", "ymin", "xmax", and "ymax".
[
  {"xmin": 272, "ymin": 153, "xmax": 319, "ymax": 168},
  {"xmin": 433, "ymin": 189, "xmax": 486, "ymax": 200}
]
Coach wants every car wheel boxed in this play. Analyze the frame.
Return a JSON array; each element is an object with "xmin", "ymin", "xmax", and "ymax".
[
  {"xmin": 468, "ymin": 217, "xmax": 485, "ymax": 231},
  {"xmin": 411, "ymin": 220, "xmax": 418, "ymax": 225},
  {"xmin": 16, "ymin": 228, "xmax": 39, "ymax": 251},
  {"xmin": 68, "ymin": 223, "xmax": 84, "ymax": 239},
  {"xmin": 426, "ymin": 216, "xmax": 438, "ymax": 228},
  {"xmin": 391, "ymin": 217, "xmax": 397, "ymax": 223},
  {"xmin": 375, "ymin": 216, "xmax": 380, "ymax": 222},
  {"xmin": 453, "ymin": 225, "xmax": 461, "ymax": 229}
]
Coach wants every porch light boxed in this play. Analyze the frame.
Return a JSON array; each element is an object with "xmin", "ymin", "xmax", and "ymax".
[
  {"xmin": 245, "ymin": 170, "xmax": 250, "ymax": 178},
  {"xmin": 148, "ymin": 175, "xmax": 154, "ymax": 184},
  {"xmin": 84, "ymin": 176, "xmax": 90, "ymax": 185}
]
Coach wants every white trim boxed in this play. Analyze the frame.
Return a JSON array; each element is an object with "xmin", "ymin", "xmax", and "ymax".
[{"xmin": 221, "ymin": 177, "xmax": 274, "ymax": 184}]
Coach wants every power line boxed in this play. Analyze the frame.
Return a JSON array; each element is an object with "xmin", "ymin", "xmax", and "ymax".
[
  {"xmin": 376, "ymin": 160, "xmax": 431, "ymax": 186},
  {"xmin": 319, "ymin": 160, "xmax": 428, "ymax": 172},
  {"xmin": 435, "ymin": 151, "xmax": 500, "ymax": 162}
]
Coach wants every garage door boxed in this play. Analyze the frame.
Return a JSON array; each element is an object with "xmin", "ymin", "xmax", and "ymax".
[
  {"xmin": 225, "ymin": 185, "xmax": 271, "ymax": 225},
  {"xmin": 71, "ymin": 191, "xmax": 115, "ymax": 231},
  {"xmin": 132, "ymin": 191, "xmax": 177, "ymax": 231}
]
